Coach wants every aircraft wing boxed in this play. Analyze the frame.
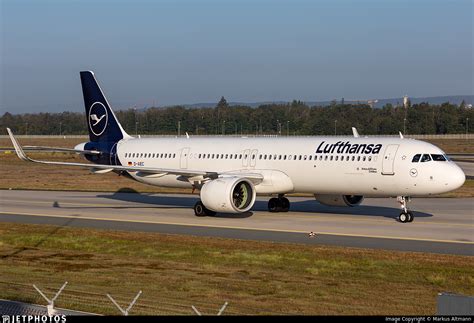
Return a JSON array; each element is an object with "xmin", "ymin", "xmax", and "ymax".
[
  {"xmin": 22, "ymin": 146, "xmax": 101, "ymax": 155},
  {"xmin": 7, "ymin": 128, "xmax": 263, "ymax": 183}
]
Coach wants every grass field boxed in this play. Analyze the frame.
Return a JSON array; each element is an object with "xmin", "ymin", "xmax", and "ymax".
[{"xmin": 0, "ymin": 222, "xmax": 473, "ymax": 315}]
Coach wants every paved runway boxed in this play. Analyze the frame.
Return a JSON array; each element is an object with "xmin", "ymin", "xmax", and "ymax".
[{"xmin": 0, "ymin": 190, "xmax": 473, "ymax": 256}]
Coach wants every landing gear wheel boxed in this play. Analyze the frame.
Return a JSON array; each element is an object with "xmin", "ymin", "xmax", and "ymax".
[
  {"xmin": 268, "ymin": 196, "xmax": 290, "ymax": 212},
  {"xmin": 268, "ymin": 198, "xmax": 281, "ymax": 212},
  {"xmin": 280, "ymin": 197, "xmax": 290, "ymax": 212},
  {"xmin": 194, "ymin": 201, "xmax": 206, "ymax": 217},
  {"xmin": 397, "ymin": 196, "xmax": 414, "ymax": 223},
  {"xmin": 399, "ymin": 212, "xmax": 411, "ymax": 223},
  {"xmin": 194, "ymin": 201, "xmax": 216, "ymax": 217},
  {"xmin": 399, "ymin": 212, "xmax": 407, "ymax": 223}
]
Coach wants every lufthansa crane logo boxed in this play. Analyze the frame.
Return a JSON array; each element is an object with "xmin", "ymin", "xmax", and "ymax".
[{"xmin": 88, "ymin": 102, "xmax": 108, "ymax": 136}]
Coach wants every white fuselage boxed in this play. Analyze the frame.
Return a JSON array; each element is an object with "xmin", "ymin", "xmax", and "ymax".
[{"xmin": 114, "ymin": 136, "xmax": 465, "ymax": 197}]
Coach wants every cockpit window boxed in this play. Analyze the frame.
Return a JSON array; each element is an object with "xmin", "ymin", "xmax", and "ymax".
[
  {"xmin": 412, "ymin": 154, "xmax": 421, "ymax": 162},
  {"xmin": 431, "ymin": 154, "xmax": 447, "ymax": 161},
  {"xmin": 420, "ymin": 154, "xmax": 432, "ymax": 162}
]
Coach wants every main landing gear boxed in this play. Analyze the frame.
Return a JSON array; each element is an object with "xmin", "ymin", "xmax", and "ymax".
[
  {"xmin": 268, "ymin": 195, "xmax": 290, "ymax": 213},
  {"xmin": 397, "ymin": 196, "xmax": 414, "ymax": 223},
  {"xmin": 194, "ymin": 201, "xmax": 216, "ymax": 217}
]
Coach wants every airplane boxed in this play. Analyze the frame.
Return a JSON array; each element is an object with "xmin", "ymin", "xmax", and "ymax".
[{"xmin": 7, "ymin": 71, "xmax": 466, "ymax": 223}]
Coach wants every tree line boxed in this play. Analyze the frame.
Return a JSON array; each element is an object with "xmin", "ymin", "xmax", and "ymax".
[{"xmin": 1, "ymin": 98, "xmax": 472, "ymax": 136}]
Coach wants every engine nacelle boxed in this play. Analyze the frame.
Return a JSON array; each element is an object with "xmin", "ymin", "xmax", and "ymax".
[
  {"xmin": 201, "ymin": 177, "xmax": 256, "ymax": 213},
  {"xmin": 314, "ymin": 194, "xmax": 364, "ymax": 207}
]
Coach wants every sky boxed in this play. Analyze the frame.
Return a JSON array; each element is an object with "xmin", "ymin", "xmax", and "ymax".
[{"xmin": 1, "ymin": 0, "xmax": 472, "ymax": 113}]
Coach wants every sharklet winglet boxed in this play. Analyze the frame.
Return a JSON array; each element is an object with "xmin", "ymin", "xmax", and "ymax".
[{"xmin": 6, "ymin": 128, "xmax": 31, "ymax": 162}]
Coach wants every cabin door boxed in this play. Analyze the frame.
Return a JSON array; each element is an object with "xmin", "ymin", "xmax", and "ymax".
[
  {"xmin": 249, "ymin": 149, "xmax": 258, "ymax": 168},
  {"xmin": 180, "ymin": 147, "xmax": 190, "ymax": 169},
  {"xmin": 381, "ymin": 144, "xmax": 399, "ymax": 175},
  {"xmin": 242, "ymin": 149, "xmax": 250, "ymax": 168}
]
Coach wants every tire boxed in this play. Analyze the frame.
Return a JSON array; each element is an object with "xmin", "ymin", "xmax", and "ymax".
[
  {"xmin": 268, "ymin": 198, "xmax": 281, "ymax": 212},
  {"xmin": 407, "ymin": 211, "xmax": 414, "ymax": 222},
  {"xmin": 280, "ymin": 197, "xmax": 290, "ymax": 212},
  {"xmin": 399, "ymin": 212, "xmax": 408, "ymax": 223},
  {"xmin": 194, "ymin": 201, "xmax": 208, "ymax": 217}
]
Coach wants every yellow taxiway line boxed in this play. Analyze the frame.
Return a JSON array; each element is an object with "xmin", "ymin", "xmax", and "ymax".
[
  {"xmin": 0, "ymin": 210, "xmax": 472, "ymax": 245},
  {"xmin": 2, "ymin": 199, "xmax": 472, "ymax": 228}
]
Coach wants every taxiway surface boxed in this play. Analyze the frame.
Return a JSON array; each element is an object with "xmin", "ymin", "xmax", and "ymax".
[{"xmin": 0, "ymin": 190, "xmax": 472, "ymax": 255}]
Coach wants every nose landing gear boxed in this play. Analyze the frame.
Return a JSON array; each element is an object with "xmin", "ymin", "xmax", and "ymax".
[
  {"xmin": 268, "ymin": 195, "xmax": 290, "ymax": 212},
  {"xmin": 397, "ymin": 196, "xmax": 414, "ymax": 223}
]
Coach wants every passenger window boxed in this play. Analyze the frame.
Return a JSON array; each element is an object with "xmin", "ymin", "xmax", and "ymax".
[
  {"xmin": 421, "ymin": 154, "xmax": 431, "ymax": 162},
  {"xmin": 319, "ymin": 156, "xmax": 323, "ymax": 161},
  {"xmin": 325, "ymin": 156, "xmax": 328, "ymax": 161},
  {"xmin": 330, "ymin": 156, "xmax": 333, "ymax": 161},
  {"xmin": 239, "ymin": 154, "xmax": 242, "ymax": 159},
  {"xmin": 352, "ymin": 156, "xmax": 355, "ymax": 161},
  {"xmin": 335, "ymin": 156, "xmax": 338, "ymax": 161},
  {"xmin": 279, "ymin": 155, "xmax": 282, "ymax": 160},
  {"xmin": 357, "ymin": 156, "xmax": 361, "ymax": 161},
  {"xmin": 363, "ymin": 156, "xmax": 366, "ymax": 161},
  {"xmin": 368, "ymin": 156, "xmax": 372, "ymax": 161},
  {"xmin": 252, "ymin": 154, "xmax": 255, "ymax": 159},
  {"xmin": 284, "ymin": 155, "xmax": 287, "ymax": 160},
  {"xmin": 412, "ymin": 154, "xmax": 421, "ymax": 162},
  {"xmin": 304, "ymin": 155, "xmax": 307, "ymax": 160},
  {"xmin": 269, "ymin": 155, "xmax": 272, "ymax": 160},
  {"xmin": 309, "ymin": 156, "xmax": 312, "ymax": 160},
  {"xmin": 259, "ymin": 155, "xmax": 262, "ymax": 160},
  {"xmin": 431, "ymin": 154, "xmax": 446, "ymax": 161}
]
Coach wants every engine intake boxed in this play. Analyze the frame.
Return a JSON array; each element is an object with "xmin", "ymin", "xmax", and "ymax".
[
  {"xmin": 201, "ymin": 177, "xmax": 256, "ymax": 213},
  {"xmin": 314, "ymin": 194, "xmax": 364, "ymax": 207}
]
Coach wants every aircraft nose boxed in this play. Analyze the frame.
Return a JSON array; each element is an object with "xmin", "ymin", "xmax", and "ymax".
[{"xmin": 450, "ymin": 164, "xmax": 466, "ymax": 190}]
